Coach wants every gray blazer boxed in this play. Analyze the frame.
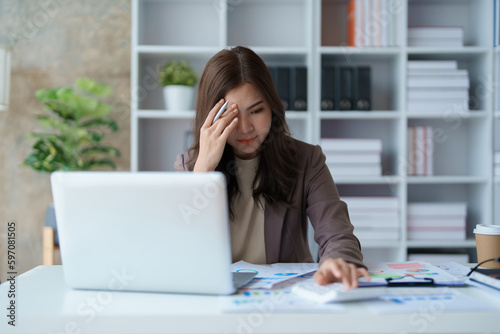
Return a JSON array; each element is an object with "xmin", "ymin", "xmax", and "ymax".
[{"xmin": 175, "ymin": 139, "xmax": 365, "ymax": 268}]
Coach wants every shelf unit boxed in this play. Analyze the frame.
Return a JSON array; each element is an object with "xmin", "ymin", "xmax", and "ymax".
[
  {"xmin": 131, "ymin": 0, "xmax": 498, "ymax": 263},
  {"xmin": 495, "ymin": 45, "xmax": 500, "ymax": 226}
]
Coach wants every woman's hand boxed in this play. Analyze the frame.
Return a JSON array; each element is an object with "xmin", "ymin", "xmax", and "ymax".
[
  {"xmin": 313, "ymin": 257, "xmax": 371, "ymax": 290},
  {"xmin": 194, "ymin": 99, "xmax": 239, "ymax": 172}
]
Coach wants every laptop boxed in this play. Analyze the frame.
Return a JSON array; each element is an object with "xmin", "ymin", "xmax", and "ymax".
[{"xmin": 50, "ymin": 171, "xmax": 256, "ymax": 295}]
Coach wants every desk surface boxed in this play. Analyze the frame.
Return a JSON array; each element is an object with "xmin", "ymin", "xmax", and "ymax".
[{"xmin": 1, "ymin": 265, "xmax": 500, "ymax": 334}]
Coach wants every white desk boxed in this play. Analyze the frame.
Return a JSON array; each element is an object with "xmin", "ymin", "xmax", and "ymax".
[{"xmin": 1, "ymin": 265, "xmax": 499, "ymax": 334}]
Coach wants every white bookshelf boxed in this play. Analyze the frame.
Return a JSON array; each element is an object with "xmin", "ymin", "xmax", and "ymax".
[{"xmin": 131, "ymin": 0, "xmax": 497, "ymax": 262}]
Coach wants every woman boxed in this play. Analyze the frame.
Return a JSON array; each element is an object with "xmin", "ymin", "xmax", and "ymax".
[{"xmin": 175, "ymin": 46, "xmax": 370, "ymax": 289}]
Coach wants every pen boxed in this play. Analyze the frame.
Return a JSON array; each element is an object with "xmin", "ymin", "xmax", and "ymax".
[{"xmin": 212, "ymin": 100, "xmax": 229, "ymax": 125}]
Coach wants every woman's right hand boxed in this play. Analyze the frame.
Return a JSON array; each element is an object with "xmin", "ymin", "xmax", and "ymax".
[{"xmin": 194, "ymin": 99, "xmax": 239, "ymax": 172}]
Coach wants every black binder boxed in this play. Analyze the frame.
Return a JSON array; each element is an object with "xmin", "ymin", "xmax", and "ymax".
[
  {"xmin": 353, "ymin": 66, "xmax": 371, "ymax": 110},
  {"xmin": 275, "ymin": 67, "xmax": 290, "ymax": 110},
  {"xmin": 289, "ymin": 66, "xmax": 307, "ymax": 111},
  {"xmin": 336, "ymin": 66, "xmax": 353, "ymax": 111},
  {"xmin": 321, "ymin": 66, "xmax": 335, "ymax": 111},
  {"xmin": 268, "ymin": 66, "xmax": 277, "ymax": 89}
]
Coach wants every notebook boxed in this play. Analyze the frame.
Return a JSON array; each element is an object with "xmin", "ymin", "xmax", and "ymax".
[{"xmin": 50, "ymin": 171, "xmax": 256, "ymax": 295}]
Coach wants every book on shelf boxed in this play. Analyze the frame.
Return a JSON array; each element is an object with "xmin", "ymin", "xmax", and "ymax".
[
  {"xmin": 341, "ymin": 196, "xmax": 399, "ymax": 210},
  {"xmin": 407, "ymin": 88, "xmax": 468, "ymax": 100},
  {"xmin": 337, "ymin": 66, "xmax": 353, "ymax": 110},
  {"xmin": 323, "ymin": 138, "xmax": 383, "ymax": 177},
  {"xmin": 354, "ymin": 227, "xmax": 399, "ymax": 240},
  {"xmin": 320, "ymin": 138, "xmax": 382, "ymax": 152},
  {"xmin": 269, "ymin": 66, "xmax": 308, "ymax": 111},
  {"xmin": 407, "ymin": 202, "xmax": 467, "ymax": 216},
  {"xmin": 289, "ymin": 66, "xmax": 307, "ymax": 111},
  {"xmin": 407, "ymin": 61, "xmax": 470, "ymax": 112},
  {"xmin": 407, "ymin": 71, "xmax": 470, "ymax": 89},
  {"xmin": 320, "ymin": 66, "xmax": 371, "ymax": 111},
  {"xmin": 408, "ymin": 217, "xmax": 466, "ymax": 227},
  {"xmin": 324, "ymin": 152, "xmax": 381, "ymax": 164},
  {"xmin": 349, "ymin": 212, "xmax": 399, "ymax": 228},
  {"xmin": 408, "ymin": 38, "xmax": 463, "ymax": 48},
  {"xmin": 407, "ymin": 60, "xmax": 458, "ymax": 71},
  {"xmin": 328, "ymin": 164, "xmax": 381, "ymax": 176},
  {"xmin": 347, "ymin": 0, "xmax": 399, "ymax": 48},
  {"xmin": 353, "ymin": 66, "xmax": 371, "ymax": 110},
  {"xmin": 407, "ymin": 253, "xmax": 469, "ymax": 263},
  {"xmin": 321, "ymin": 66, "xmax": 335, "ymax": 110},
  {"xmin": 407, "ymin": 26, "xmax": 464, "ymax": 47},
  {"xmin": 408, "ymin": 27, "xmax": 464, "ymax": 39},
  {"xmin": 407, "ymin": 99, "xmax": 469, "ymax": 112},
  {"xmin": 275, "ymin": 67, "xmax": 290, "ymax": 110},
  {"xmin": 407, "ymin": 126, "xmax": 433, "ymax": 176},
  {"xmin": 407, "ymin": 202, "xmax": 467, "ymax": 241},
  {"xmin": 408, "ymin": 228, "xmax": 466, "ymax": 241}
]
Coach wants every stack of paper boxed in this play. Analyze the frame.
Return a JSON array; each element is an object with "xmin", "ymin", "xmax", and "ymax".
[
  {"xmin": 407, "ymin": 202, "xmax": 467, "ymax": 240},
  {"xmin": 408, "ymin": 26, "xmax": 464, "ymax": 47},
  {"xmin": 342, "ymin": 196, "xmax": 399, "ymax": 240},
  {"xmin": 408, "ymin": 253, "xmax": 469, "ymax": 263},
  {"xmin": 495, "ymin": 151, "xmax": 500, "ymax": 176},
  {"xmin": 407, "ymin": 126, "xmax": 433, "ymax": 176},
  {"xmin": 407, "ymin": 60, "xmax": 469, "ymax": 113},
  {"xmin": 321, "ymin": 138, "xmax": 382, "ymax": 176}
]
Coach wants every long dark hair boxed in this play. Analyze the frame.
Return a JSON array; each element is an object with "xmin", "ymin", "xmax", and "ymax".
[{"xmin": 186, "ymin": 46, "xmax": 298, "ymax": 216}]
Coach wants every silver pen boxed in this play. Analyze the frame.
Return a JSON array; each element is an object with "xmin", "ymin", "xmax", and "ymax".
[{"xmin": 212, "ymin": 100, "xmax": 229, "ymax": 125}]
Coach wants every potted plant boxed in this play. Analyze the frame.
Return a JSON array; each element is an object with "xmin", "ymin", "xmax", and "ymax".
[
  {"xmin": 23, "ymin": 78, "xmax": 121, "ymax": 249},
  {"xmin": 158, "ymin": 60, "xmax": 197, "ymax": 111}
]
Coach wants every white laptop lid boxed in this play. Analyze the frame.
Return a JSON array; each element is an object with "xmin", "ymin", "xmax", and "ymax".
[{"xmin": 51, "ymin": 171, "xmax": 236, "ymax": 295}]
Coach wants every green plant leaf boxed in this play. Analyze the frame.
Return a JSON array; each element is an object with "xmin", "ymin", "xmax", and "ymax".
[
  {"xmin": 81, "ymin": 146, "xmax": 121, "ymax": 157},
  {"xmin": 35, "ymin": 88, "xmax": 58, "ymax": 101},
  {"xmin": 87, "ymin": 131, "xmax": 105, "ymax": 143},
  {"xmin": 86, "ymin": 158, "xmax": 116, "ymax": 170},
  {"xmin": 23, "ymin": 138, "xmax": 68, "ymax": 172},
  {"xmin": 158, "ymin": 60, "xmax": 197, "ymax": 86},
  {"xmin": 76, "ymin": 78, "xmax": 112, "ymax": 97},
  {"xmin": 43, "ymin": 101, "xmax": 76, "ymax": 121},
  {"xmin": 24, "ymin": 78, "xmax": 121, "ymax": 173},
  {"xmin": 80, "ymin": 101, "xmax": 111, "ymax": 119},
  {"xmin": 79, "ymin": 118, "xmax": 119, "ymax": 131},
  {"xmin": 36, "ymin": 115, "xmax": 71, "ymax": 132}
]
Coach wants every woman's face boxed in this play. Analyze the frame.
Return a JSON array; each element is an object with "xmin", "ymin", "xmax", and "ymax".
[{"xmin": 225, "ymin": 83, "xmax": 272, "ymax": 160}]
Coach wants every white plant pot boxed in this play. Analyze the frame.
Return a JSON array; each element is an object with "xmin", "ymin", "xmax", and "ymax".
[{"xmin": 163, "ymin": 85, "xmax": 195, "ymax": 111}]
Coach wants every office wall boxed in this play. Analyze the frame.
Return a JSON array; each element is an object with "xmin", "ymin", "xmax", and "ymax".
[{"xmin": 0, "ymin": 0, "xmax": 131, "ymax": 281}]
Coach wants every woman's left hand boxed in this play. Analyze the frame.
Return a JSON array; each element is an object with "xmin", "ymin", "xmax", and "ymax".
[{"xmin": 313, "ymin": 257, "xmax": 371, "ymax": 290}]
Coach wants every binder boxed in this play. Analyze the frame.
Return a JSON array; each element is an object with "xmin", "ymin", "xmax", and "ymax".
[
  {"xmin": 289, "ymin": 66, "xmax": 307, "ymax": 111},
  {"xmin": 336, "ymin": 66, "xmax": 353, "ymax": 110},
  {"xmin": 353, "ymin": 66, "xmax": 371, "ymax": 110},
  {"xmin": 268, "ymin": 66, "xmax": 277, "ymax": 89},
  {"xmin": 275, "ymin": 67, "xmax": 290, "ymax": 110},
  {"xmin": 321, "ymin": 66, "xmax": 335, "ymax": 110}
]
